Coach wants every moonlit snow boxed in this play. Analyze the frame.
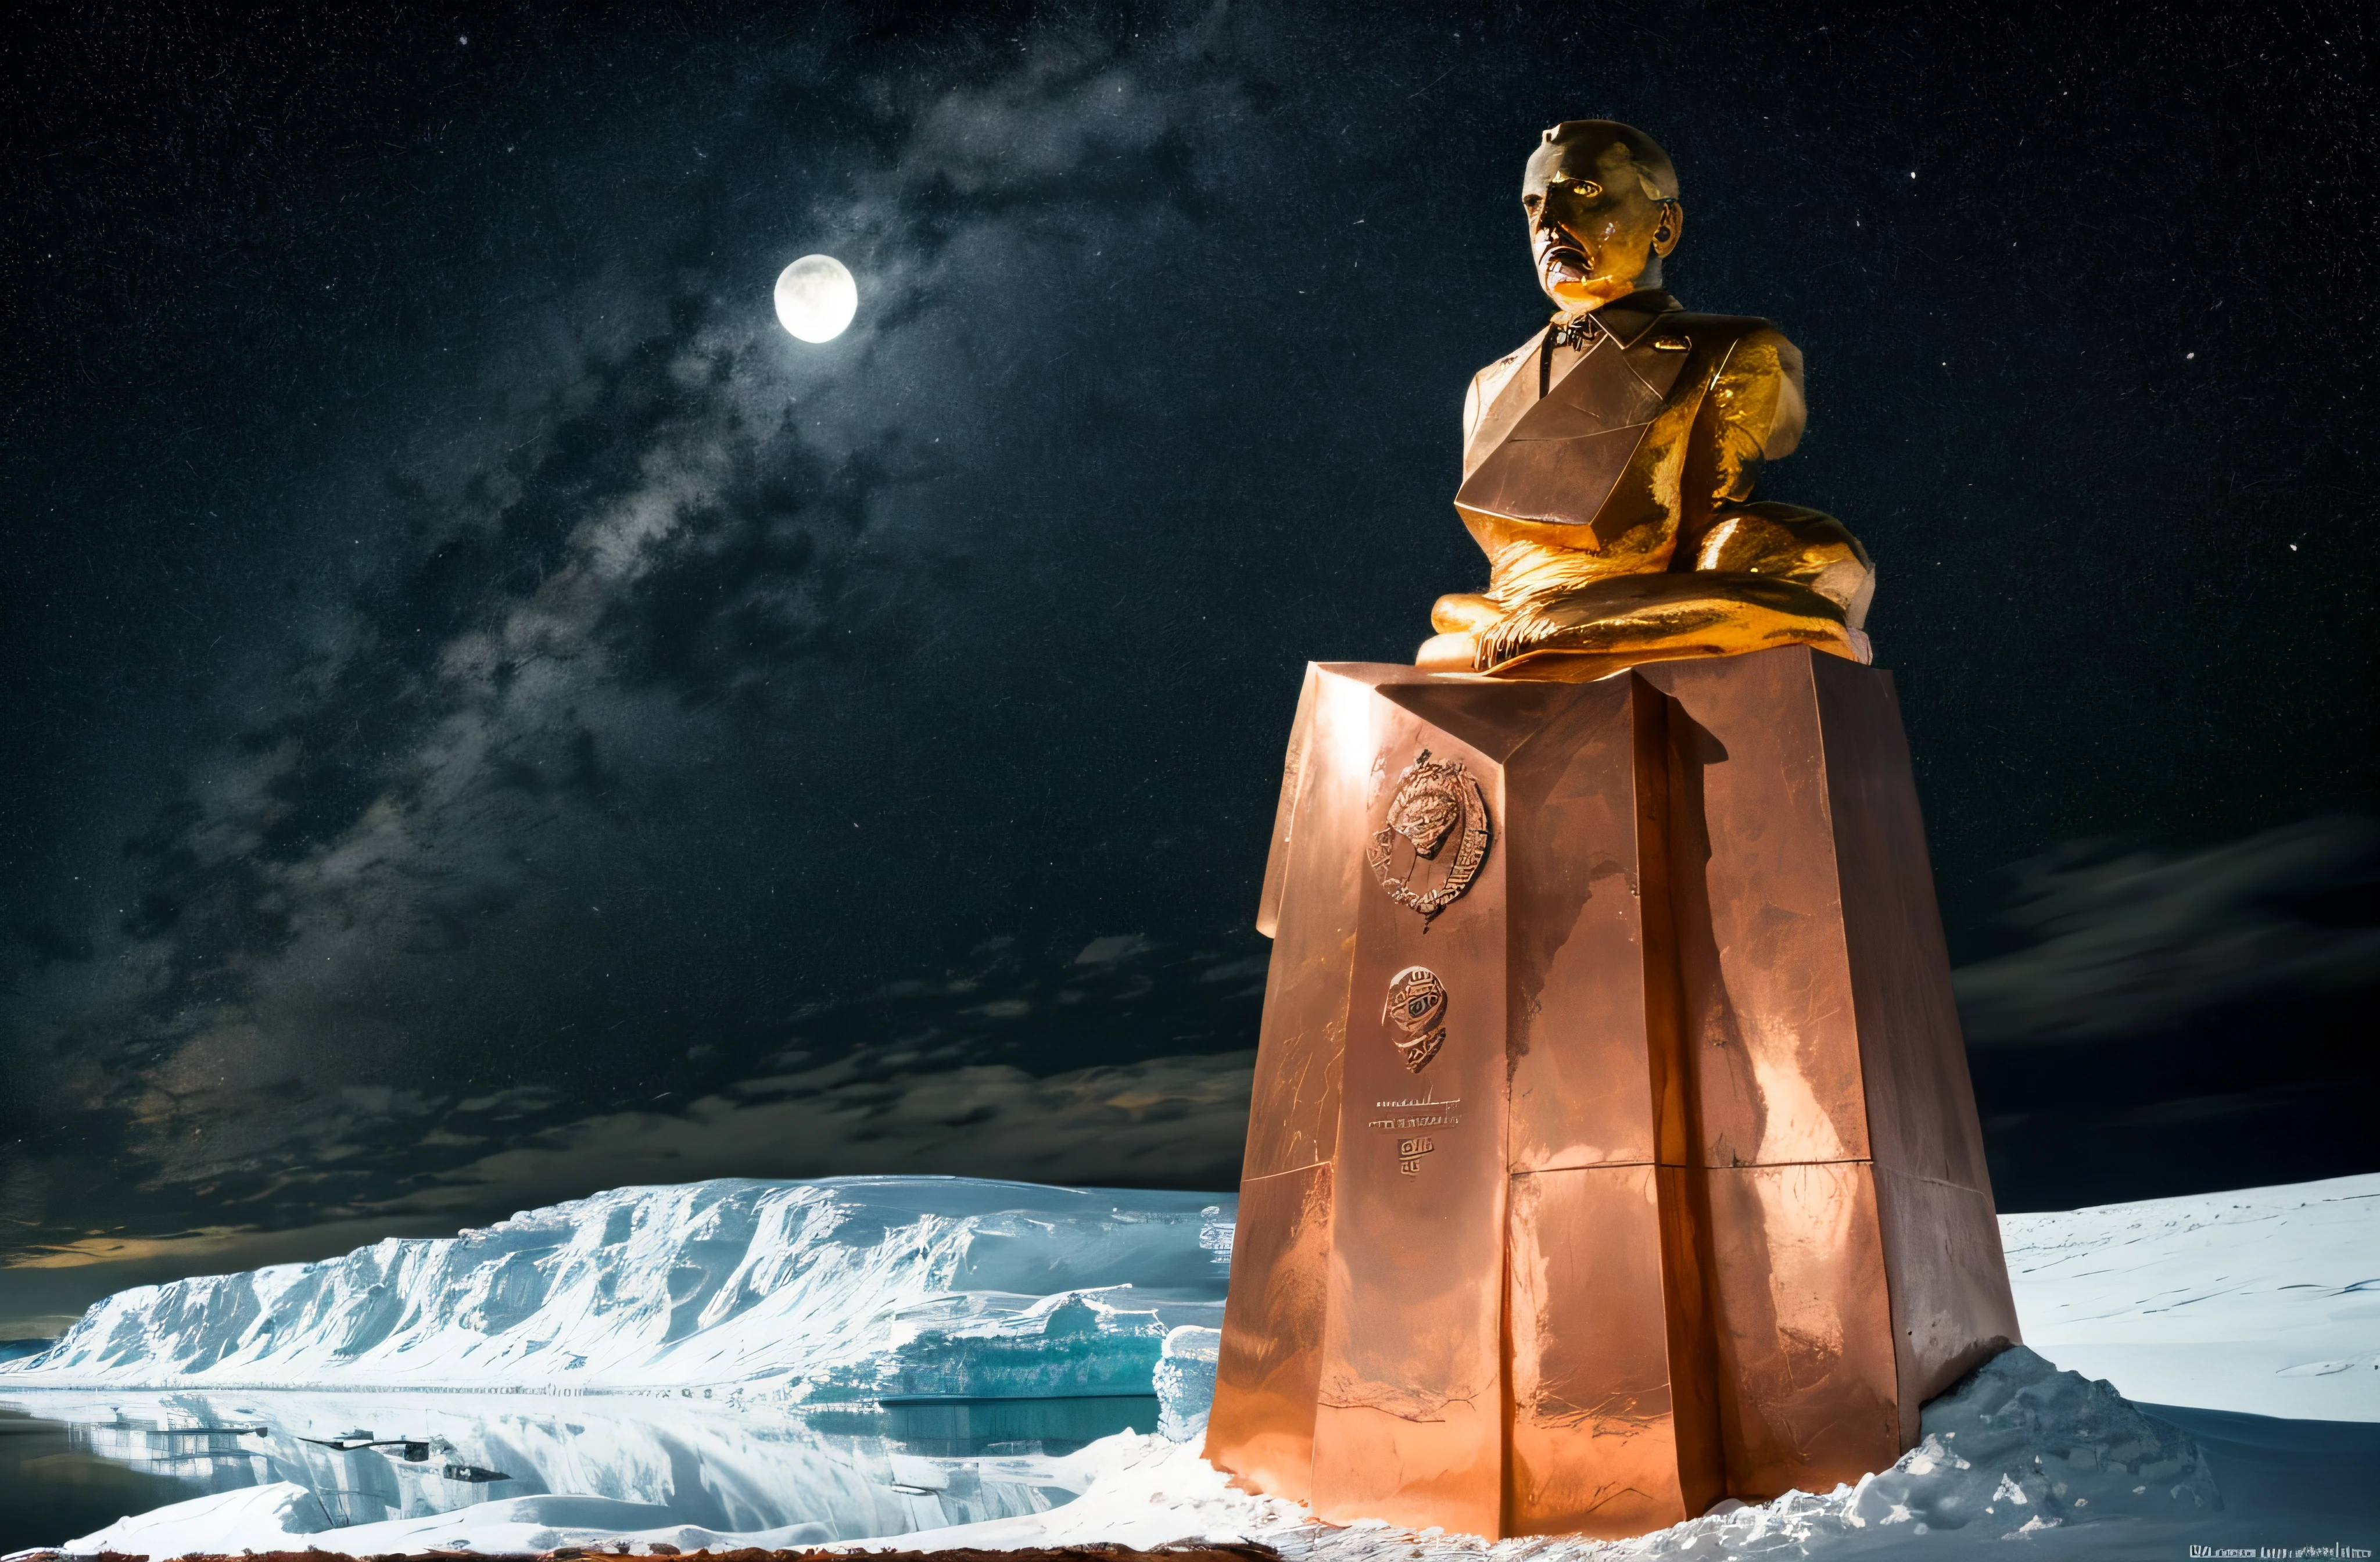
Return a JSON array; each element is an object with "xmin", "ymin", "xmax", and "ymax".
[
  {"xmin": 2001, "ymin": 1172, "xmax": 2380, "ymax": 1421},
  {"xmin": 8, "ymin": 1173, "xmax": 2375, "ymax": 1558}
]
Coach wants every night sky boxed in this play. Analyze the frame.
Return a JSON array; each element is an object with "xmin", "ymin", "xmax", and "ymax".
[{"xmin": 2, "ymin": 2, "xmax": 2373, "ymax": 1339}]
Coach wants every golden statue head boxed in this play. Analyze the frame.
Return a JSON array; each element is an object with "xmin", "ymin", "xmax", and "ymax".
[{"xmin": 1522, "ymin": 120, "xmax": 1682, "ymax": 313}]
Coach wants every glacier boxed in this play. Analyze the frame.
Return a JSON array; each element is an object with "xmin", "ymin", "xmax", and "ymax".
[{"xmin": 0, "ymin": 1177, "xmax": 1235, "ymax": 1403}]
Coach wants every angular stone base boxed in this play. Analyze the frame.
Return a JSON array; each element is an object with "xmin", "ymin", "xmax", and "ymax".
[{"xmin": 1205, "ymin": 647, "xmax": 2018, "ymax": 1538}]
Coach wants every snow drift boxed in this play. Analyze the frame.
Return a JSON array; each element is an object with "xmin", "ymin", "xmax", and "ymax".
[{"xmin": 0, "ymin": 1177, "xmax": 1235, "ymax": 1400}]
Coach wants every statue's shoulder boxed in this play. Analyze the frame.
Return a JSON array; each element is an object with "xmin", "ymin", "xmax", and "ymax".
[
  {"xmin": 1657, "ymin": 313, "xmax": 1804, "ymax": 388},
  {"xmin": 1469, "ymin": 328, "xmax": 1549, "ymax": 399},
  {"xmin": 1655, "ymin": 311, "xmax": 1793, "ymax": 350}
]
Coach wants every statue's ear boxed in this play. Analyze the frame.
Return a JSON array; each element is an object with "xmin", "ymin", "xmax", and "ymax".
[{"xmin": 1652, "ymin": 201, "xmax": 1684, "ymax": 256}]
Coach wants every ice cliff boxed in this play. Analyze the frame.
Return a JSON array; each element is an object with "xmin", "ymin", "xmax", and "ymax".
[{"xmin": 0, "ymin": 1177, "xmax": 1235, "ymax": 1402}]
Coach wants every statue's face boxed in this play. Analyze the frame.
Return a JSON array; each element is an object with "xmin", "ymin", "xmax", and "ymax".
[{"xmin": 1523, "ymin": 138, "xmax": 1682, "ymax": 311}]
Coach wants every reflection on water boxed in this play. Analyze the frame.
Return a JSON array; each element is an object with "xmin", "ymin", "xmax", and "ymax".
[
  {"xmin": 0, "ymin": 1389, "xmax": 1157, "ymax": 1550},
  {"xmin": 0, "ymin": 1406, "xmax": 195, "ymax": 1552},
  {"xmin": 873, "ymin": 1396, "xmax": 1157, "ymax": 1456}
]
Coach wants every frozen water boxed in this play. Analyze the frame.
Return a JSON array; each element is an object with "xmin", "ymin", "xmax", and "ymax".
[
  {"xmin": 1155, "ymin": 1325, "xmax": 1221, "ymax": 1443},
  {"xmin": 12, "ymin": 1385, "xmax": 1116, "ymax": 1553},
  {"xmin": 48, "ymin": 1429, "xmax": 1188, "ymax": 1558},
  {"xmin": 0, "ymin": 1177, "xmax": 1232, "ymax": 1402}
]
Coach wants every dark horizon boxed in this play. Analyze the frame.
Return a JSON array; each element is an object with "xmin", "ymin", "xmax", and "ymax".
[{"xmin": 3, "ymin": 1, "xmax": 2374, "ymax": 1338}]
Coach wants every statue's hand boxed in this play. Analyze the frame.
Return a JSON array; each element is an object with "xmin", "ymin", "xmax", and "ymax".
[
  {"xmin": 1474, "ymin": 603, "xmax": 1569, "ymax": 670},
  {"xmin": 1464, "ymin": 572, "xmax": 1860, "ymax": 675}
]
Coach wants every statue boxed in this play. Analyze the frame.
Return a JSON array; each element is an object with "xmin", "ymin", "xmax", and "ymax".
[
  {"xmin": 1418, "ymin": 121, "xmax": 1876, "ymax": 679},
  {"xmin": 1204, "ymin": 120, "xmax": 2018, "ymax": 1542}
]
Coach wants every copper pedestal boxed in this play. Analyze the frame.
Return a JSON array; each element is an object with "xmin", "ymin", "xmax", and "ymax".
[{"xmin": 1205, "ymin": 646, "xmax": 2018, "ymax": 1538}]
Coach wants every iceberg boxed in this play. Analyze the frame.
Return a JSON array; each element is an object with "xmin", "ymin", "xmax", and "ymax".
[
  {"xmin": 0, "ymin": 1177, "xmax": 1236, "ymax": 1403},
  {"xmin": 1154, "ymin": 1325, "xmax": 1221, "ymax": 1445}
]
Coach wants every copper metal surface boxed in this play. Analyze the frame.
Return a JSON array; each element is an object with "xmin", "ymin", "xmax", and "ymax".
[
  {"xmin": 1701, "ymin": 1161, "xmax": 1900, "ymax": 1495},
  {"xmin": 1808, "ymin": 660, "xmax": 1995, "ymax": 1192},
  {"xmin": 1641, "ymin": 649, "xmax": 1877, "ymax": 1172},
  {"xmin": 1206, "ymin": 1159, "xmax": 1335, "ymax": 1504},
  {"xmin": 1418, "ymin": 121, "xmax": 1874, "ymax": 676},
  {"xmin": 1212, "ymin": 647, "xmax": 2014, "ymax": 1534},
  {"xmin": 1499, "ymin": 676, "xmax": 1725, "ymax": 1536},
  {"xmin": 1365, "ymin": 750, "xmax": 1492, "ymax": 920},
  {"xmin": 1506, "ymin": 1163, "xmax": 1726, "ymax": 1535},
  {"xmin": 1871, "ymin": 1168, "xmax": 2020, "ymax": 1444},
  {"xmin": 1212, "ymin": 664, "xmax": 1422, "ymax": 1497},
  {"xmin": 1241, "ymin": 667, "xmax": 1365, "ymax": 1181},
  {"xmin": 1309, "ymin": 696, "xmax": 1512, "ymax": 1536}
]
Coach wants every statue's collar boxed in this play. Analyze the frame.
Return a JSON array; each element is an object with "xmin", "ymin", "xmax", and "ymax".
[{"xmin": 1555, "ymin": 290, "xmax": 1680, "ymax": 349}]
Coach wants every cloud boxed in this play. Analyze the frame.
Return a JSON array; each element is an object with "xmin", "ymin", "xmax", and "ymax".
[
  {"xmin": 381, "ymin": 1047, "xmax": 1255, "ymax": 1221},
  {"xmin": 0, "ymin": 1216, "xmax": 468, "ymax": 1340},
  {"xmin": 0, "ymin": 16, "xmax": 1271, "ymax": 1264},
  {"xmin": 1952, "ymin": 816, "xmax": 2380, "ymax": 1044}
]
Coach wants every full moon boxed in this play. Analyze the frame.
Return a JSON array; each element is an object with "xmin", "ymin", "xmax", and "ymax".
[{"xmin": 773, "ymin": 255, "xmax": 858, "ymax": 343}]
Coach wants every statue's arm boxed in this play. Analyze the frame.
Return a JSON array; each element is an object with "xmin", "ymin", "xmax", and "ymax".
[
  {"xmin": 1688, "ymin": 325, "xmax": 1873, "ymax": 632},
  {"xmin": 1705, "ymin": 326, "xmax": 1808, "ymax": 507}
]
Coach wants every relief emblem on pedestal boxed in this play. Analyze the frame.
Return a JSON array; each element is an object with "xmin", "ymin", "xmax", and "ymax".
[
  {"xmin": 1365, "ymin": 749, "xmax": 1491, "ymax": 920},
  {"xmin": 1382, "ymin": 965, "xmax": 1449, "ymax": 1073}
]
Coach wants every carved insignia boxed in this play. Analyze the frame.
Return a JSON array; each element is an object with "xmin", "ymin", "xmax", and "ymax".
[
  {"xmin": 1365, "ymin": 749, "xmax": 1491, "ymax": 920},
  {"xmin": 1382, "ymin": 966, "xmax": 1448, "ymax": 1074}
]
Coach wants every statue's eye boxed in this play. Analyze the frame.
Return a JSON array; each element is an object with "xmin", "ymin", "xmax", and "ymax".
[{"xmin": 1569, "ymin": 180, "xmax": 1601, "ymax": 197}]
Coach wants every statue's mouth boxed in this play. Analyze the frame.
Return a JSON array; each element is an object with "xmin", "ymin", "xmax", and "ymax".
[{"xmin": 1539, "ymin": 242, "xmax": 1593, "ymax": 288}]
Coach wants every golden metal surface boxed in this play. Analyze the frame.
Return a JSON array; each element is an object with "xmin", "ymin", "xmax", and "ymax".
[{"xmin": 1420, "ymin": 121, "xmax": 1876, "ymax": 677}]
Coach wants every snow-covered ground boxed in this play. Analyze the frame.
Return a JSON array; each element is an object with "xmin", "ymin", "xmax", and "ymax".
[
  {"xmin": 9, "ymin": 1172, "xmax": 2377, "ymax": 1558},
  {"xmin": 2002, "ymin": 1172, "xmax": 2380, "ymax": 1421}
]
